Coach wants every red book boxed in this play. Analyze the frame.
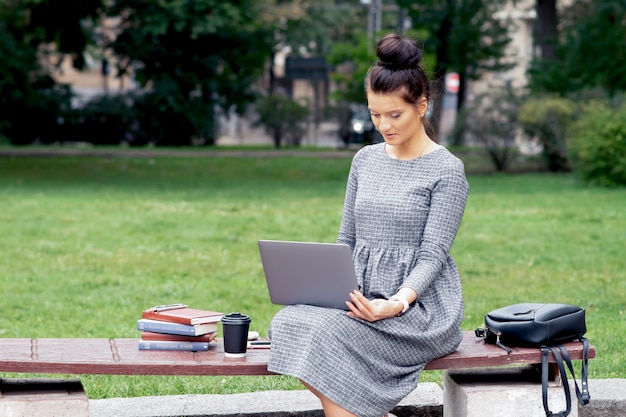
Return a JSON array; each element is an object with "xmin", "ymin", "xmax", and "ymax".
[
  {"xmin": 142, "ymin": 305, "xmax": 224, "ymax": 326},
  {"xmin": 140, "ymin": 331, "xmax": 216, "ymax": 343}
]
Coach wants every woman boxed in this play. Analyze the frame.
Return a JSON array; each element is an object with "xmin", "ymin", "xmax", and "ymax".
[{"xmin": 268, "ymin": 33, "xmax": 469, "ymax": 417}]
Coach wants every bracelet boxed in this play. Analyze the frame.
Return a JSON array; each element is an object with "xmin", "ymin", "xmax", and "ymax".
[{"xmin": 390, "ymin": 295, "xmax": 409, "ymax": 315}]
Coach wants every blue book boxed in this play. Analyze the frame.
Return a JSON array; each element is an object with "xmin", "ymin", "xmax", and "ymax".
[
  {"xmin": 137, "ymin": 318, "xmax": 218, "ymax": 336},
  {"xmin": 138, "ymin": 339, "xmax": 210, "ymax": 351}
]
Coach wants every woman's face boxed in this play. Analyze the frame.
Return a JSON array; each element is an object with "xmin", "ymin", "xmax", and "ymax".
[{"xmin": 366, "ymin": 90, "xmax": 427, "ymax": 147}]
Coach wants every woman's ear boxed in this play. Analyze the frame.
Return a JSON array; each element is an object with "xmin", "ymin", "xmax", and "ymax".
[{"xmin": 418, "ymin": 97, "xmax": 428, "ymax": 118}]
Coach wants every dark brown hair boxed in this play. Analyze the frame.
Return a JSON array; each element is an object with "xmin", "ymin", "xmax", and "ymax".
[{"xmin": 365, "ymin": 33, "xmax": 436, "ymax": 139}]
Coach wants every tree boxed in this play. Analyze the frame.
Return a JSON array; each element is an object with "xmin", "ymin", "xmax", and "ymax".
[
  {"xmin": 324, "ymin": 2, "xmax": 425, "ymax": 104},
  {"xmin": 518, "ymin": 96, "xmax": 576, "ymax": 172},
  {"xmin": 326, "ymin": 32, "xmax": 375, "ymax": 141},
  {"xmin": 0, "ymin": 0, "xmax": 103, "ymax": 144},
  {"xmin": 529, "ymin": 1, "xmax": 626, "ymax": 96},
  {"xmin": 259, "ymin": 1, "xmax": 374, "ymax": 144},
  {"xmin": 453, "ymin": 84, "xmax": 522, "ymax": 172},
  {"xmin": 272, "ymin": 0, "xmax": 367, "ymax": 58},
  {"xmin": 107, "ymin": 0, "xmax": 273, "ymax": 146},
  {"xmin": 327, "ymin": 33, "xmax": 375, "ymax": 105},
  {"xmin": 254, "ymin": 93, "xmax": 309, "ymax": 148},
  {"xmin": 395, "ymin": 0, "xmax": 514, "ymax": 136},
  {"xmin": 569, "ymin": 101, "xmax": 626, "ymax": 187},
  {"xmin": 27, "ymin": 0, "xmax": 104, "ymax": 70},
  {"xmin": 533, "ymin": 0, "xmax": 558, "ymax": 61}
]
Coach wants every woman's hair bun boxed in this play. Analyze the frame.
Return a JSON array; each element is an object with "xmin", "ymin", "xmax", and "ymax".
[{"xmin": 376, "ymin": 34, "xmax": 422, "ymax": 70}]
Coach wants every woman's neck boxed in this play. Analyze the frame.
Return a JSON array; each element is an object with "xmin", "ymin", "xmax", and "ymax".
[{"xmin": 385, "ymin": 132, "xmax": 433, "ymax": 160}]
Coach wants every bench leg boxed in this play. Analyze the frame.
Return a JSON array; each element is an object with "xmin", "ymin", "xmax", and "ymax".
[
  {"xmin": 443, "ymin": 367, "xmax": 577, "ymax": 417},
  {"xmin": 0, "ymin": 378, "xmax": 89, "ymax": 417}
]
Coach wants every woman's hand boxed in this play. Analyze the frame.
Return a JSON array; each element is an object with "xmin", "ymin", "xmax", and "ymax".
[{"xmin": 346, "ymin": 290, "xmax": 404, "ymax": 322}]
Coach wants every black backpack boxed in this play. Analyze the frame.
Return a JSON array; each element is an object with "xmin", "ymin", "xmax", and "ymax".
[{"xmin": 475, "ymin": 303, "xmax": 590, "ymax": 417}]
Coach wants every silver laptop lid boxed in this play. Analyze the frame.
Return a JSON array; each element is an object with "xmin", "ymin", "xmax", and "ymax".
[{"xmin": 258, "ymin": 240, "xmax": 359, "ymax": 310}]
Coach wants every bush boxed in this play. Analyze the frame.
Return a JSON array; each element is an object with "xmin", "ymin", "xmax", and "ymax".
[
  {"xmin": 62, "ymin": 95, "xmax": 137, "ymax": 145},
  {"xmin": 60, "ymin": 92, "xmax": 218, "ymax": 147},
  {"xmin": 569, "ymin": 102, "xmax": 626, "ymax": 187},
  {"xmin": 254, "ymin": 94, "xmax": 309, "ymax": 148},
  {"xmin": 518, "ymin": 96, "xmax": 576, "ymax": 172},
  {"xmin": 2, "ymin": 80, "xmax": 73, "ymax": 145}
]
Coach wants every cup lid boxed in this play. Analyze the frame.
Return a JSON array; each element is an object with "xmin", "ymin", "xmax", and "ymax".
[{"xmin": 221, "ymin": 312, "xmax": 251, "ymax": 324}]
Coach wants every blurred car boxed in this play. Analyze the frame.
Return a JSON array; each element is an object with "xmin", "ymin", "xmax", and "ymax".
[{"xmin": 339, "ymin": 104, "xmax": 383, "ymax": 146}]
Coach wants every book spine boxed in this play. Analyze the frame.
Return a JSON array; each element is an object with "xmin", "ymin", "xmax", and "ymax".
[
  {"xmin": 142, "ymin": 310, "xmax": 224, "ymax": 326},
  {"xmin": 140, "ymin": 332, "xmax": 216, "ymax": 343},
  {"xmin": 138, "ymin": 340, "xmax": 209, "ymax": 351},
  {"xmin": 137, "ymin": 320, "xmax": 206, "ymax": 336}
]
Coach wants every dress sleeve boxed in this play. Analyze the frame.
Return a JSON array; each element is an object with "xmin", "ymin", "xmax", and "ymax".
[
  {"xmin": 336, "ymin": 156, "xmax": 359, "ymax": 250},
  {"xmin": 402, "ymin": 159, "xmax": 469, "ymax": 296}
]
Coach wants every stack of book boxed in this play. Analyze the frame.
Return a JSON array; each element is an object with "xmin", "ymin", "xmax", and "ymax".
[{"xmin": 137, "ymin": 304, "xmax": 224, "ymax": 351}]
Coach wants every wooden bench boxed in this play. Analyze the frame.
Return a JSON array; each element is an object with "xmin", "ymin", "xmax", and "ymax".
[
  {"xmin": 0, "ymin": 332, "xmax": 594, "ymax": 416},
  {"xmin": 0, "ymin": 331, "xmax": 594, "ymax": 376}
]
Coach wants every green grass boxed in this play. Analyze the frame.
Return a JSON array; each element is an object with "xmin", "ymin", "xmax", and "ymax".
[{"xmin": 0, "ymin": 154, "xmax": 624, "ymax": 398}]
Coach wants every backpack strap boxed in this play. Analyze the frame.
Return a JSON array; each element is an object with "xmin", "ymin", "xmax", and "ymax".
[
  {"xmin": 541, "ymin": 346, "xmax": 571, "ymax": 417},
  {"xmin": 580, "ymin": 337, "xmax": 590, "ymax": 403},
  {"xmin": 557, "ymin": 337, "xmax": 590, "ymax": 405}
]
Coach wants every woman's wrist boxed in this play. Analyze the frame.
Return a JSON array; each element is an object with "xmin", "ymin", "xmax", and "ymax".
[{"xmin": 389, "ymin": 295, "xmax": 409, "ymax": 315}]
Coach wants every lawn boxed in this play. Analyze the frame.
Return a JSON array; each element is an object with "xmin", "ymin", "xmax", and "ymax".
[{"xmin": 0, "ymin": 153, "xmax": 623, "ymax": 399}]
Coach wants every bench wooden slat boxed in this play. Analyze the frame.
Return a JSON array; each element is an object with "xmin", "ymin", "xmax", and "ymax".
[
  {"xmin": 425, "ymin": 333, "xmax": 594, "ymax": 370},
  {"xmin": 0, "ymin": 332, "xmax": 594, "ymax": 376},
  {"xmin": 0, "ymin": 338, "xmax": 272, "ymax": 376}
]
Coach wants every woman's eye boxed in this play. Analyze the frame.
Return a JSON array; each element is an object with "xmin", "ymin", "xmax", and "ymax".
[
  {"xmin": 390, "ymin": 113, "xmax": 400, "ymax": 119},
  {"xmin": 370, "ymin": 113, "xmax": 379, "ymax": 118}
]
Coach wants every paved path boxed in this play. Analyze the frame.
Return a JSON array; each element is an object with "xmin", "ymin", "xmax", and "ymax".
[
  {"xmin": 89, "ymin": 383, "xmax": 444, "ymax": 417},
  {"xmin": 87, "ymin": 379, "xmax": 626, "ymax": 417}
]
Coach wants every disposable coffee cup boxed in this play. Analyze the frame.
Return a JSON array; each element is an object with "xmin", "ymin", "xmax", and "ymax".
[{"xmin": 221, "ymin": 312, "xmax": 251, "ymax": 358}]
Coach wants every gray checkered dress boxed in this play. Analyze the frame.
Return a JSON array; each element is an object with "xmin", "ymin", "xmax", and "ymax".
[{"xmin": 268, "ymin": 143, "xmax": 469, "ymax": 417}]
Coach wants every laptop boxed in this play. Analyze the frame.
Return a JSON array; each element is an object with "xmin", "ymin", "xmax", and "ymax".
[{"xmin": 258, "ymin": 240, "xmax": 360, "ymax": 310}]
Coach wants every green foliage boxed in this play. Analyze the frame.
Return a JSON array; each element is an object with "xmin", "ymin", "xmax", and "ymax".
[
  {"xmin": 529, "ymin": 1, "xmax": 626, "ymax": 95},
  {"xmin": 274, "ymin": 0, "xmax": 368, "ymax": 58},
  {"xmin": 327, "ymin": 27, "xmax": 432, "ymax": 105},
  {"xmin": 327, "ymin": 33, "xmax": 374, "ymax": 105},
  {"xmin": 64, "ymin": 94, "xmax": 137, "ymax": 145},
  {"xmin": 397, "ymin": 0, "xmax": 514, "ymax": 115},
  {"xmin": 569, "ymin": 102, "xmax": 626, "ymax": 187},
  {"xmin": 254, "ymin": 94, "xmax": 309, "ymax": 148},
  {"xmin": 0, "ymin": 0, "xmax": 99, "ymax": 144},
  {"xmin": 445, "ymin": 0, "xmax": 514, "ymax": 79},
  {"xmin": 27, "ymin": 0, "xmax": 104, "ymax": 69},
  {"xmin": 107, "ymin": 0, "xmax": 273, "ymax": 145},
  {"xmin": 518, "ymin": 96, "xmax": 576, "ymax": 172}
]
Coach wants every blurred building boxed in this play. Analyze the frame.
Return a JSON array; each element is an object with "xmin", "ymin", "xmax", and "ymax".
[{"xmin": 469, "ymin": 0, "xmax": 537, "ymax": 95}]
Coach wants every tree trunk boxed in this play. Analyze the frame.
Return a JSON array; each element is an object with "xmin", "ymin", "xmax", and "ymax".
[
  {"xmin": 431, "ymin": 5, "xmax": 453, "ymax": 141},
  {"xmin": 535, "ymin": 0, "xmax": 558, "ymax": 60},
  {"xmin": 456, "ymin": 71, "xmax": 467, "ymax": 114},
  {"xmin": 273, "ymin": 131, "xmax": 282, "ymax": 149},
  {"xmin": 431, "ymin": 67, "xmax": 446, "ymax": 142},
  {"xmin": 268, "ymin": 51, "xmax": 276, "ymax": 94}
]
